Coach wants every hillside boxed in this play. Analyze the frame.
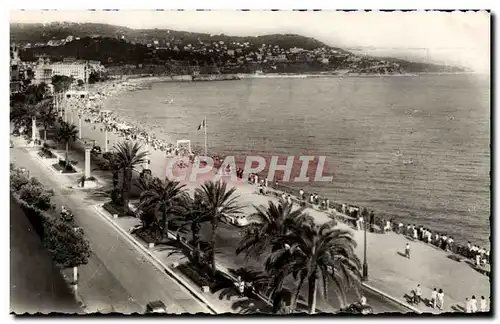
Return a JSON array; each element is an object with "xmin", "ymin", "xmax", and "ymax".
[
  {"xmin": 10, "ymin": 22, "xmax": 335, "ymax": 52},
  {"xmin": 10, "ymin": 22, "xmax": 467, "ymax": 74}
]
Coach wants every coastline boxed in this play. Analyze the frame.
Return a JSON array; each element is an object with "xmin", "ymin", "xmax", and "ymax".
[{"xmin": 71, "ymin": 75, "xmax": 489, "ymax": 250}]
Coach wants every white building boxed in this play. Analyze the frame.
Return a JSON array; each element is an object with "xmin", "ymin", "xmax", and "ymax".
[{"xmin": 33, "ymin": 60, "xmax": 100, "ymax": 85}]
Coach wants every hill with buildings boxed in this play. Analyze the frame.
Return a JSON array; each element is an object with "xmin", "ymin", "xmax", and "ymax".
[{"xmin": 10, "ymin": 22, "xmax": 468, "ymax": 75}]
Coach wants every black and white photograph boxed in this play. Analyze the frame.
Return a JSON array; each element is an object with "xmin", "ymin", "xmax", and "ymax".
[{"xmin": 8, "ymin": 8, "xmax": 491, "ymax": 316}]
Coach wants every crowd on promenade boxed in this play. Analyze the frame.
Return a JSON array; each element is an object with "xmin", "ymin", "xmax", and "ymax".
[{"xmin": 248, "ymin": 173, "xmax": 491, "ymax": 270}]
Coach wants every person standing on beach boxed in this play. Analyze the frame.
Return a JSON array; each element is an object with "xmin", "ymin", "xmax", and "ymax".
[
  {"xmin": 309, "ymin": 194, "xmax": 314, "ymax": 205},
  {"xmin": 437, "ymin": 289, "xmax": 444, "ymax": 310},
  {"xmin": 413, "ymin": 227, "xmax": 418, "ymax": 240},
  {"xmin": 431, "ymin": 288, "xmax": 437, "ymax": 308},
  {"xmin": 299, "ymin": 189, "xmax": 304, "ymax": 200},
  {"xmin": 465, "ymin": 297, "xmax": 471, "ymax": 313},
  {"xmin": 480, "ymin": 296, "xmax": 487, "ymax": 312},
  {"xmin": 471, "ymin": 295, "xmax": 478, "ymax": 313},
  {"xmin": 287, "ymin": 195, "xmax": 292, "ymax": 205},
  {"xmin": 405, "ymin": 243, "xmax": 411, "ymax": 259}
]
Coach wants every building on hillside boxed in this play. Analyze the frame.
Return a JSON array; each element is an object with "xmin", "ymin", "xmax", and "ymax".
[
  {"xmin": 33, "ymin": 60, "xmax": 93, "ymax": 85},
  {"xmin": 10, "ymin": 45, "xmax": 22, "ymax": 93}
]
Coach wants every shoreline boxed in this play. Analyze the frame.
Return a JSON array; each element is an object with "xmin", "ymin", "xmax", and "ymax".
[{"xmin": 66, "ymin": 77, "xmax": 489, "ymax": 250}]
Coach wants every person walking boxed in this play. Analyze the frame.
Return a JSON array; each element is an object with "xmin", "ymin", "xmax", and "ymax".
[
  {"xmin": 471, "ymin": 295, "xmax": 478, "ymax": 313},
  {"xmin": 405, "ymin": 242, "xmax": 411, "ymax": 259},
  {"xmin": 480, "ymin": 296, "xmax": 487, "ymax": 312},
  {"xmin": 415, "ymin": 284, "xmax": 422, "ymax": 304},
  {"xmin": 431, "ymin": 288, "xmax": 438, "ymax": 308},
  {"xmin": 360, "ymin": 295, "xmax": 367, "ymax": 306},
  {"xmin": 437, "ymin": 289, "xmax": 444, "ymax": 310}
]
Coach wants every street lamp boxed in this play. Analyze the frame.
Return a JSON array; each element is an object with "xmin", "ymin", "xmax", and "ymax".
[
  {"xmin": 78, "ymin": 113, "xmax": 82, "ymax": 139},
  {"xmin": 362, "ymin": 209, "xmax": 369, "ymax": 281}
]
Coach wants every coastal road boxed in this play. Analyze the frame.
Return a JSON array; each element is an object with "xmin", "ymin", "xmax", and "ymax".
[
  {"xmin": 20, "ymin": 135, "xmax": 411, "ymax": 314},
  {"xmin": 10, "ymin": 195, "xmax": 83, "ymax": 314},
  {"xmin": 10, "ymin": 146, "xmax": 211, "ymax": 314}
]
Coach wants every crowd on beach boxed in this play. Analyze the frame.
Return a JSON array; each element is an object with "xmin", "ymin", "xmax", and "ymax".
[{"xmin": 62, "ymin": 80, "xmax": 181, "ymax": 156}]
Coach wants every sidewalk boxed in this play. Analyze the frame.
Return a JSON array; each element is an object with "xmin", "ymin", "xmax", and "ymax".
[{"xmin": 225, "ymin": 182, "xmax": 491, "ymax": 313}]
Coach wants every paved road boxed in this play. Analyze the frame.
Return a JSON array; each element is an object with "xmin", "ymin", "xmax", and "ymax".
[
  {"xmin": 10, "ymin": 146, "xmax": 211, "ymax": 314},
  {"xmin": 10, "ymin": 195, "xmax": 82, "ymax": 314}
]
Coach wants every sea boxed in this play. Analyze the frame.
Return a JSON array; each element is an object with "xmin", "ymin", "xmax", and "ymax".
[{"xmin": 105, "ymin": 74, "xmax": 491, "ymax": 247}]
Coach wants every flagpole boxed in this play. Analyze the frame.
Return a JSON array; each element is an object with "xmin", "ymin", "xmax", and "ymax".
[{"xmin": 204, "ymin": 118, "xmax": 207, "ymax": 157}]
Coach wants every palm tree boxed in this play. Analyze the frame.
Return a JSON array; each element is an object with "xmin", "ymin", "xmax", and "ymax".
[
  {"xmin": 236, "ymin": 201, "xmax": 307, "ymax": 261},
  {"xmin": 39, "ymin": 104, "xmax": 56, "ymax": 142},
  {"xmin": 178, "ymin": 193, "xmax": 211, "ymax": 265},
  {"xmin": 56, "ymin": 121, "xmax": 78, "ymax": 167},
  {"xmin": 195, "ymin": 180, "xmax": 242, "ymax": 276},
  {"xmin": 113, "ymin": 141, "xmax": 148, "ymax": 210},
  {"xmin": 266, "ymin": 219, "xmax": 362, "ymax": 314},
  {"xmin": 102, "ymin": 152, "xmax": 122, "ymax": 192},
  {"xmin": 138, "ymin": 177, "xmax": 187, "ymax": 242}
]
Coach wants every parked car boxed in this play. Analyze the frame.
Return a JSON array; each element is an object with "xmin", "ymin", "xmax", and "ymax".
[
  {"xmin": 339, "ymin": 302, "xmax": 373, "ymax": 315},
  {"xmin": 145, "ymin": 301, "xmax": 167, "ymax": 313}
]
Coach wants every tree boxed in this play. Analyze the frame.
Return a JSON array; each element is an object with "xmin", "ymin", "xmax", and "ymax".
[
  {"xmin": 56, "ymin": 121, "xmax": 78, "ymax": 167},
  {"xmin": 10, "ymin": 167, "xmax": 30, "ymax": 191},
  {"xmin": 102, "ymin": 151, "xmax": 122, "ymax": 200},
  {"xmin": 138, "ymin": 177, "xmax": 187, "ymax": 242},
  {"xmin": 17, "ymin": 178, "xmax": 54, "ymax": 211},
  {"xmin": 177, "ymin": 193, "xmax": 211, "ymax": 265},
  {"xmin": 51, "ymin": 75, "xmax": 73, "ymax": 93},
  {"xmin": 236, "ymin": 201, "xmax": 307, "ymax": 261},
  {"xmin": 43, "ymin": 218, "xmax": 92, "ymax": 284},
  {"xmin": 39, "ymin": 104, "xmax": 56, "ymax": 142},
  {"xmin": 195, "ymin": 180, "xmax": 242, "ymax": 276},
  {"xmin": 113, "ymin": 141, "xmax": 147, "ymax": 210},
  {"xmin": 266, "ymin": 219, "xmax": 362, "ymax": 314}
]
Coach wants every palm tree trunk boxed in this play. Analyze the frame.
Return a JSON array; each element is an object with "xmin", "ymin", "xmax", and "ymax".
[
  {"xmin": 291, "ymin": 276, "xmax": 306, "ymax": 312},
  {"xmin": 192, "ymin": 222, "xmax": 200, "ymax": 264},
  {"xmin": 163, "ymin": 210, "xmax": 169, "ymax": 241},
  {"xmin": 65, "ymin": 141, "xmax": 69, "ymax": 167},
  {"xmin": 122, "ymin": 168, "xmax": 130, "ymax": 210},
  {"xmin": 308, "ymin": 274, "xmax": 318, "ymax": 314},
  {"xmin": 211, "ymin": 217, "xmax": 217, "ymax": 277},
  {"xmin": 44, "ymin": 128, "xmax": 47, "ymax": 142}
]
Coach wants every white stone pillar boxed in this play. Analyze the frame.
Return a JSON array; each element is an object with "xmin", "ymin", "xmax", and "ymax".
[
  {"xmin": 31, "ymin": 117, "xmax": 36, "ymax": 144},
  {"xmin": 104, "ymin": 128, "xmax": 108, "ymax": 152},
  {"xmin": 143, "ymin": 143, "xmax": 149, "ymax": 169},
  {"xmin": 84, "ymin": 148, "xmax": 91, "ymax": 178},
  {"xmin": 78, "ymin": 115, "xmax": 82, "ymax": 139}
]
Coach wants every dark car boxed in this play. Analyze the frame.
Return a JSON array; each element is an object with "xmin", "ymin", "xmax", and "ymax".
[
  {"xmin": 146, "ymin": 300, "xmax": 167, "ymax": 313},
  {"xmin": 339, "ymin": 302, "xmax": 373, "ymax": 315}
]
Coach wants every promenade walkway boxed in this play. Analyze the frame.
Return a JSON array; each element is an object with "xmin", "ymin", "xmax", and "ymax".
[
  {"xmin": 18, "ymin": 121, "xmax": 491, "ymax": 314},
  {"xmin": 226, "ymin": 183, "xmax": 491, "ymax": 314}
]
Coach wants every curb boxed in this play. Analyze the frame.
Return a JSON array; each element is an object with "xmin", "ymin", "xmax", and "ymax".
[
  {"xmin": 361, "ymin": 283, "xmax": 423, "ymax": 314},
  {"xmin": 92, "ymin": 205, "xmax": 219, "ymax": 315}
]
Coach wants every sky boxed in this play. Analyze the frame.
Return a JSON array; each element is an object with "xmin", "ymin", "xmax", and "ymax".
[{"xmin": 10, "ymin": 10, "xmax": 491, "ymax": 72}]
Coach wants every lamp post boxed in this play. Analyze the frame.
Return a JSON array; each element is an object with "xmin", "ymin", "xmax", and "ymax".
[{"xmin": 362, "ymin": 208, "xmax": 369, "ymax": 281}]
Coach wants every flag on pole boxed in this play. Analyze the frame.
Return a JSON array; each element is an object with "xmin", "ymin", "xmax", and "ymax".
[{"xmin": 197, "ymin": 119, "xmax": 206, "ymax": 131}]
